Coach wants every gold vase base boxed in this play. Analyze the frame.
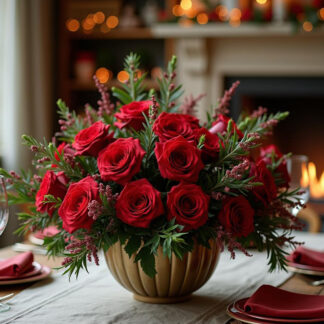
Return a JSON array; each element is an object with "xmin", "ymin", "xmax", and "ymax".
[{"xmin": 133, "ymin": 293, "xmax": 192, "ymax": 304}]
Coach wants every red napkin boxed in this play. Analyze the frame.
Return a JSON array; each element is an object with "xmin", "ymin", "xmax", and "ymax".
[
  {"xmin": 244, "ymin": 285, "xmax": 324, "ymax": 319},
  {"xmin": 291, "ymin": 246, "xmax": 324, "ymax": 267},
  {"xmin": 33, "ymin": 226, "xmax": 60, "ymax": 240},
  {"xmin": 0, "ymin": 252, "xmax": 34, "ymax": 277}
]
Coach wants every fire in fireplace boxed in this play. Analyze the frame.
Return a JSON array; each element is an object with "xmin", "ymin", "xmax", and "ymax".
[
  {"xmin": 302, "ymin": 162, "xmax": 324, "ymax": 200},
  {"xmin": 225, "ymin": 76, "xmax": 324, "ymax": 179}
]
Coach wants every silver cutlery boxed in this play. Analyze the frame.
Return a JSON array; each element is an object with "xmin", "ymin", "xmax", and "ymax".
[
  {"xmin": 0, "ymin": 293, "xmax": 14, "ymax": 302},
  {"xmin": 12, "ymin": 243, "xmax": 47, "ymax": 255},
  {"xmin": 311, "ymin": 279, "xmax": 324, "ymax": 286}
]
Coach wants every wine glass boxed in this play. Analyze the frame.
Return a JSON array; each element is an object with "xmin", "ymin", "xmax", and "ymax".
[
  {"xmin": 0, "ymin": 175, "xmax": 10, "ymax": 312},
  {"xmin": 0, "ymin": 175, "xmax": 9, "ymax": 236},
  {"xmin": 286, "ymin": 155, "xmax": 310, "ymax": 216}
]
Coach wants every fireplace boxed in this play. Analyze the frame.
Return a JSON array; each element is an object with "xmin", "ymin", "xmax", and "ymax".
[{"xmin": 225, "ymin": 76, "xmax": 324, "ymax": 176}]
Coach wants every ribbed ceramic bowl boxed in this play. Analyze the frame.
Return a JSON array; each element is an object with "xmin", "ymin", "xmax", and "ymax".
[{"xmin": 104, "ymin": 240, "xmax": 220, "ymax": 304}]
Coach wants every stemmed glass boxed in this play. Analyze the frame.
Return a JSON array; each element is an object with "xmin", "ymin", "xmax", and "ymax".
[
  {"xmin": 0, "ymin": 175, "xmax": 10, "ymax": 312},
  {"xmin": 286, "ymin": 155, "xmax": 310, "ymax": 216},
  {"xmin": 0, "ymin": 175, "xmax": 9, "ymax": 235}
]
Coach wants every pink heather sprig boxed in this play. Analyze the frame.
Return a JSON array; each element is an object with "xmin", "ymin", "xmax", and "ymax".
[
  {"xmin": 37, "ymin": 157, "xmax": 50, "ymax": 164},
  {"xmin": 84, "ymin": 104, "xmax": 94, "ymax": 125},
  {"xmin": 225, "ymin": 159, "xmax": 250, "ymax": 180},
  {"xmin": 149, "ymin": 95, "xmax": 158, "ymax": 124},
  {"xmin": 239, "ymin": 133, "xmax": 261, "ymax": 151},
  {"xmin": 88, "ymin": 200, "xmax": 103, "ymax": 220},
  {"xmin": 251, "ymin": 106, "xmax": 267, "ymax": 118},
  {"xmin": 30, "ymin": 145, "xmax": 38, "ymax": 152},
  {"xmin": 99, "ymin": 183, "xmax": 118, "ymax": 202},
  {"xmin": 58, "ymin": 113, "xmax": 75, "ymax": 132},
  {"xmin": 64, "ymin": 236, "xmax": 99, "ymax": 266},
  {"xmin": 93, "ymin": 75, "xmax": 114, "ymax": 117},
  {"xmin": 260, "ymin": 119, "xmax": 279, "ymax": 134},
  {"xmin": 215, "ymin": 226, "xmax": 251, "ymax": 258},
  {"xmin": 179, "ymin": 93, "xmax": 205, "ymax": 115},
  {"xmin": 9, "ymin": 171, "xmax": 21, "ymax": 180},
  {"xmin": 213, "ymin": 81, "xmax": 240, "ymax": 118}
]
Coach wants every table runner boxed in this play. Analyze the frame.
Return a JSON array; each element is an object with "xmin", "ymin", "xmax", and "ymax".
[{"xmin": 1, "ymin": 231, "xmax": 323, "ymax": 324}]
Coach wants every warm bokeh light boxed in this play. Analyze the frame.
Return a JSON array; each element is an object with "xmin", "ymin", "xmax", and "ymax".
[
  {"xmin": 93, "ymin": 11, "xmax": 105, "ymax": 24},
  {"xmin": 197, "ymin": 13, "xmax": 208, "ymax": 24},
  {"xmin": 117, "ymin": 70, "xmax": 130, "ymax": 83},
  {"xmin": 217, "ymin": 5, "xmax": 229, "ymax": 21},
  {"xmin": 82, "ymin": 17, "xmax": 95, "ymax": 31},
  {"xmin": 172, "ymin": 5, "xmax": 183, "ymax": 16},
  {"xmin": 303, "ymin": 21, "xmax": 313, "ymax": 32},
  {"xmin": 66, "ymin": 19, "xmax": 80, "ymax": 32},
  {"xmin": 319, "ymin": 8, "xmax": 324, "ymax": 20},
  {"xmin": 180, "ymin": 0, "xmax": 192, "ymax": 11},
  {"xmin": 306, "ymin": 162, "xmax": 324, "ymax": 199},
  {"xmin": 256, "ymin": 0, "xmax": 267, "ymax": 4},
  {"xmin": 106, "ymin": 16, "xmax": 119, "ymax": 29},
  {"xmin": 151, "ymin": 66, "xmax": 162, "ymax": 79},
  {"xmin": 185, "ymin": 7, "xmax": 197, "ymax": 18},
  {"xmin": 230, "ymin": 8, "xmax": 242, "ymax": 20},
  {"xmin": 95, "ymin": 67, "xmax": 112, "ymax": 84}
]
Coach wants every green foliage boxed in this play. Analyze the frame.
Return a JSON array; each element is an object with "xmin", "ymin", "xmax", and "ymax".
[
  {"xmin": 156, "ymin": 55, "xmax": 184, "ymax": 112},
  {"xmin": 0, "ymin": 52, "xmax": 302, "ymax": 279}
]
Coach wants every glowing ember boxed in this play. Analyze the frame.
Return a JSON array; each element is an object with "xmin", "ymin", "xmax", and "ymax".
[{"xmin": 302, "ymin": 162, "xmax": 324, "ymax": 199}]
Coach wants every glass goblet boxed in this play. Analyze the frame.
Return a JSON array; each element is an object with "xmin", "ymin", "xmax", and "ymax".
[{"xmin": 286, "ymin": 155, "xmax": 310, "ymax": 216}]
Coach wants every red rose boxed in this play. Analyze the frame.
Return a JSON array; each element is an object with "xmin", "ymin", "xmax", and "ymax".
[
  {"xmin": 58, "ymin": 176, "xmax": 100, "ymax": 233},
  {"xmin": 209, "ymin": 114, "xmax": 243, "ymax": 139},
  {"xmin": 114, "ymin": 100, "xmax": 152, "ymax": 131},
  {"xmin": 259, "ymin": 145, "xmax": 290, "ymax": 188},
  {"xmin": 153, "ymin": 112, "xmax": 200, "ymax": 143},
  {"xmin": 97, "ymin": 138, "xmax": 145, "ymax": 185},
  {"xmin": 167, "ymin": 182, "xmax": 210, "ymax": 231},
  {"xmin": 115, "ymin": 178, "xmax": 164, "ymax": 228},
  {"xmin": 194, "ymin": 128, "xmax": 220, "ymax": 163},
  {"xmin": 250, "ymin": 160, "xmax": 277, "ymax": 206},
  {"xmin": 73, "ymin": 121, "xmax": 114, "ymax": 157},
  {"xmin": 155, "ymin": 136, "xmax": 204, "ymax": 183},
  {"xmin": 218, "ymin": 196, "xmax": 254, "ymax": 237},
  {"xmin": 36, "ymin": 171, "xmax": 68, "ymax": 216}
]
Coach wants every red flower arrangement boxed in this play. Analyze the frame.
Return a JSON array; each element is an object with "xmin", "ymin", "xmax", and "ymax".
[{"xmin": 0, "ymin": 54, "xmax": 303, "ymax": 278}]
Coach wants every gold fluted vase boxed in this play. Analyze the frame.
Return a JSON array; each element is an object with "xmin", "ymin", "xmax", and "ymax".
[{"xmin": 104, "ymin": 240, "xmax": 220, "ymax": 304}]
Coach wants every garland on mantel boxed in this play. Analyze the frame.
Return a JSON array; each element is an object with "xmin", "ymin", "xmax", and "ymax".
[{"xmin": 164, "ymin": 0, "xmax": 324, "ymax": 32}]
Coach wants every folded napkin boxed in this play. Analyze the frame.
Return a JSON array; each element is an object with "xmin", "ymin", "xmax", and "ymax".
[
  {"xmin": 291, "ymin": 246, "xmax": 324, "ymax": 267},
  {"xmin": 244, "ymin": 285, "xmax": 324, "ymax": 319},
  {"xmin": 33, "ymin": 226, "xmax": 60, "ymax": 239},
  {"xmin": 0, "ymin": 252, "xmax": 34, "ymax": 277}
]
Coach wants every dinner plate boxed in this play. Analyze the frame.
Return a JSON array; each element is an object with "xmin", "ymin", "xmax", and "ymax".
[
  {"xmin": 230, "ymin": 298, "xmax": 324, "ymax": 323},
  {"xmin": 0, "ymin": 261, "xmax": 42, "ymax": 280},
  {"xmin": 227, "ymin": 299, "xmax": 324, "ymax": 324},
  {"xmin": 287, "ymin": 262, "xmax": 324, "ymax": 276},
  {"xmin": 0, "ymin": 266, "xmax": 51, "ymax": 285}
]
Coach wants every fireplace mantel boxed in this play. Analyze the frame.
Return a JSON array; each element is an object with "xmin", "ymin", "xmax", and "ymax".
[
  {"xmin": 152, "ymin": 23, "xmax": 324, "ymax": 121},
  {"xmin": 152, "ymin": 23, "xmax": 324, "ymax": 38}
]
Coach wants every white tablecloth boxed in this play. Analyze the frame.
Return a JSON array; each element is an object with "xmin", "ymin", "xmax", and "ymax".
[{"xmin": 1, "ymin": 231, "xmax": 323, "ymax": 324}]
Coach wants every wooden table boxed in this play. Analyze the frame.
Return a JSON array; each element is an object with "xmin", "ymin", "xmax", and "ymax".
[{"xmin": 1, "ymin": 244, "xmax": 324, "ymax": 323}]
